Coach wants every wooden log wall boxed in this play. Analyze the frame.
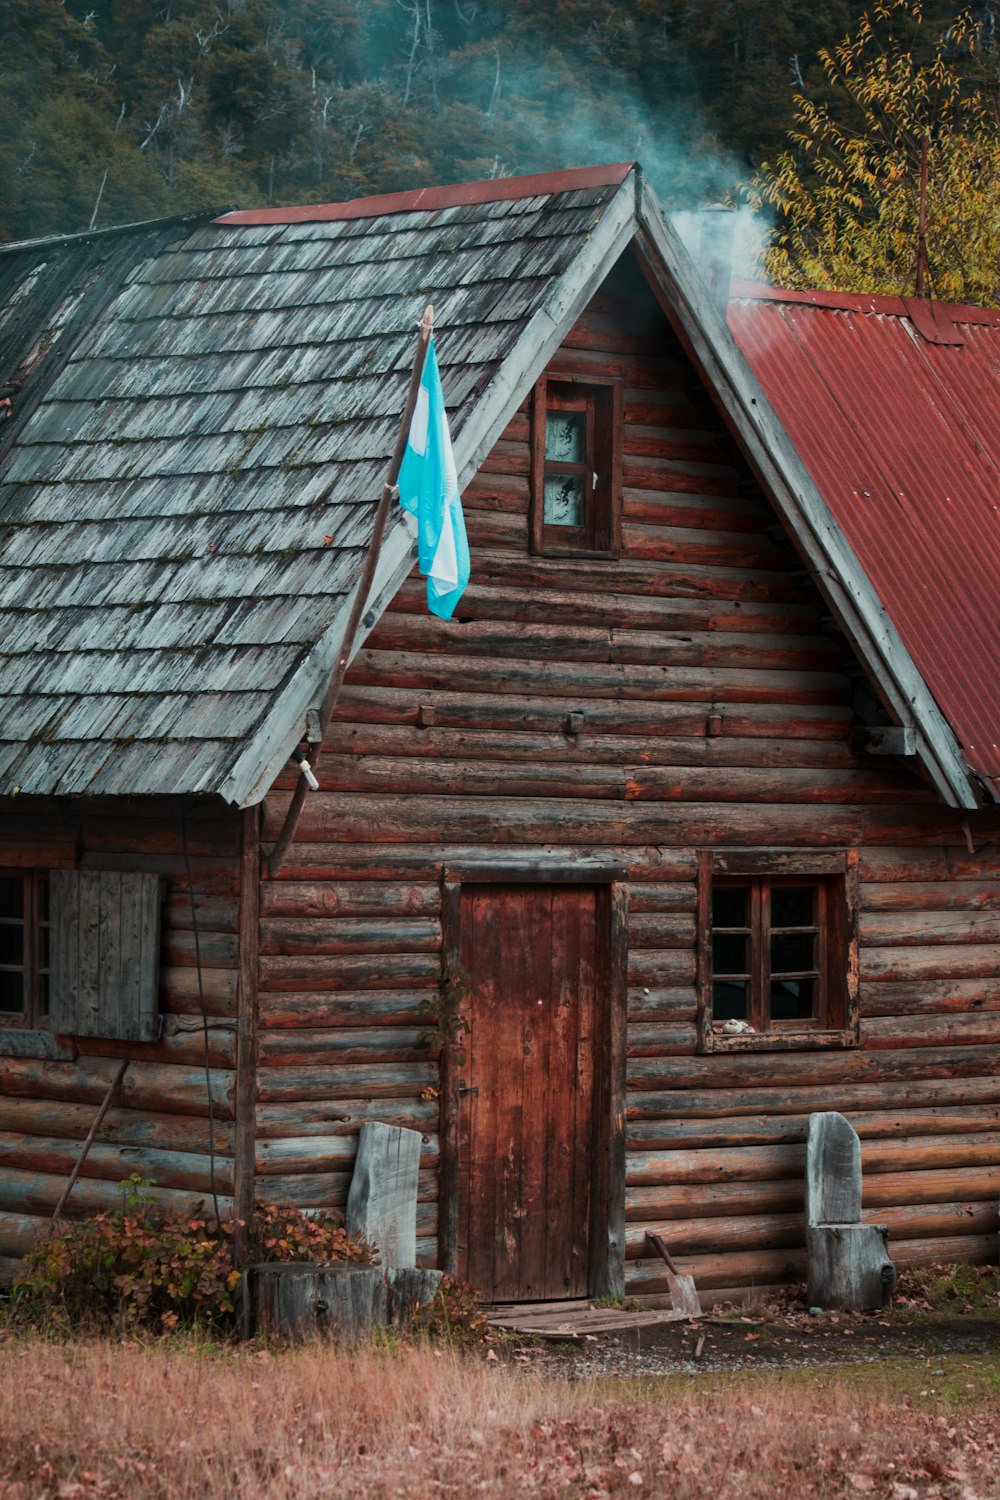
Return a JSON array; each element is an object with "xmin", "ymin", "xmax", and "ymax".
[
  {"xmin": 260, "ymin": 258, "xmax": 1000, "ymax": 1294},
  {"xmin": 0, "ymin": 798, "xmax": 243, "ymax": 1283}
]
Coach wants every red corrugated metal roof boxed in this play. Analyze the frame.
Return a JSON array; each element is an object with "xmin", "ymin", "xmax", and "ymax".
[
  {"xmin": 216, "ymin": 162, "xmax": 635, "ymax": 226},
  {"xmin": 728, "ymin": 282, "xmax": 1000, "ymax": 800}
]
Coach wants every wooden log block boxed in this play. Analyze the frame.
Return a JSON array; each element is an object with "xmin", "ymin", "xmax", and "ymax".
[
  {"xmin": 806, "ymin": 1113, "xmax": 895, "ymax": 1311},
  {"xmin": 346, "ymin": 1122, "xmax": 422, "ymax": 1268},
  {"xmin": 248, "ymin": 1262, "xmax": 444, "ymax": 1342}
]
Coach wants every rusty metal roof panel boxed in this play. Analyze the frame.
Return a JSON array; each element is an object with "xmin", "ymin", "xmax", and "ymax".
[
  {"xmin": 728, "ymin": 284, "xmax": 1000, "ymax": 798},
  {"xmin": 0, "ymin": 164, "xmax": 635, "ymax": 801}
]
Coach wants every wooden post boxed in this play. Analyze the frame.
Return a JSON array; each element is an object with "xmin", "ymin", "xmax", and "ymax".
[
  {"xmin": 346, "ymin": 1121, "xmax": 422, "ymax": 1268},
  {"xmin": 806, "ymin": 1112, "xmax": 896, "ymax": 1311},
  {"xmin": 52, "ymin": 1058, "xmax": 129, "ymax": 1220},
  {"xmin": 268, "ymin": 305, "xmax": 436, "ymax": 879}
]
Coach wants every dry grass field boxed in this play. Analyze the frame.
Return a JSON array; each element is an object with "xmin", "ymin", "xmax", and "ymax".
[{"xmin": 1, "ymin": 1336, "xmax": 999, "ymax": 1500}]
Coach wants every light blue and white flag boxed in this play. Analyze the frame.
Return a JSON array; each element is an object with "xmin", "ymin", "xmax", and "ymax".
[{"xmin": 397, "ymin": 336, "xmax": 470, "ymax": 620}]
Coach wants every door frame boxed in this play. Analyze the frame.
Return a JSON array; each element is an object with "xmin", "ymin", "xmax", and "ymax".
[{"xmin": 438, "ymin": 862, "xmax": 628, "ymax": 1300}]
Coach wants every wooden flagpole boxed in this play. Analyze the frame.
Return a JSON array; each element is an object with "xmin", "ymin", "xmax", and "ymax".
[{"xmin": 268, "ymin": 303, "xmax": 434, "ymax": 878}]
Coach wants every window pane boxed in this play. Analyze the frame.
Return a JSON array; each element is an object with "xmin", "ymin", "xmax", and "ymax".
[
  {"xmin": 771, "ymin": 886, "xmax": 815, "ymax": 927},
  {"xmin": 771, "ymin": 932, "xmax": 815, "ymax": 973},
  {"xmin": 38, "ymin": 973, "xmax": 49, "ymax": 1019},
  {"xmin": 545, "ymin": 410, "xmax": 586, "ymax": 464},
  {"xmin": 712, "ymin": 886, "xmax": 748, "ymax": 927},
  {"xmin": 771, "ymin": 977, "xmax": 815, "ymax": 1021},
  {"xmin": 0, "ymin": 878, "xmax": 23, "ymax": 920},
  {"xmin": 0, "ymin": 925, "xmax": 24, "ymax": 966},
  {"xmin": 0, "ymin": 970, "xmax": 23, "ymax": 1013},
  {"xmin": 543, "ymin": 474, "xmax": 585, "ymax": 526},
  {"xmin": 712, "ymin": 933, "xmax": 747, "ymax": 975},
  {"xmin": 38, "ymin": 924, "xmax": 50, "ymax": 969},
  {"xmin": 713, "ymin": 979, "xmax": 748, "ymax": 1020},
  {"xmin": 38, "ymin": 878, "xmax": 49, "ymax": 922}
]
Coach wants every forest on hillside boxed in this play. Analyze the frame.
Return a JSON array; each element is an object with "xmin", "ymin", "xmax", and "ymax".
[{"xmin": 0, "ymin": 0, "xmax": 984, "ymax": 244}]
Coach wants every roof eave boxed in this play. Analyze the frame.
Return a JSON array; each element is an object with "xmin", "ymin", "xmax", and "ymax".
[{"xmin": 632, "ymin": 183, "xmax": 981, "ymax": 812}]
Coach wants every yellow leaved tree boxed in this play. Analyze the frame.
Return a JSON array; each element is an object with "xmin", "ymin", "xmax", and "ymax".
[{"xmin": 750, "ymin": 0, "xmax": 1000, "ymax": 306}]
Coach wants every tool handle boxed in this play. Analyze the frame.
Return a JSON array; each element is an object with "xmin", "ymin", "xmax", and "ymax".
[{"xmin": 645, "ymin": 1231, "xmax": 680, "ymax": 1275}]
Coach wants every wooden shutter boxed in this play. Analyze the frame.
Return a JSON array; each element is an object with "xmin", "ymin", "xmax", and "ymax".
[{"xmin": 49, "ymin": 871, "xmax": 161, "ymax": 1041}]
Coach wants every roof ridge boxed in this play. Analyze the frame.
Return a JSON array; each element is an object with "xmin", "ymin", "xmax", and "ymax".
[
  {"xmin": 215, "ymin": 163, "xmax": 636, "ymax": 228},
  {"xmin": 729, "ymin": 278, "xmax": 1000, "ymax": 325}
]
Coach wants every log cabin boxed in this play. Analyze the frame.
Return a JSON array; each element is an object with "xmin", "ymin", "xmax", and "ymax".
[{"xmin": 0, "ymin": 162, "xmax": 998, "ymax": 1303}]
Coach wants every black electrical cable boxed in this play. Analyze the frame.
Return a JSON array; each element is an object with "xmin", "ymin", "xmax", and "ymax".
[{"xmin": 181, "ymin": 814, "xmax": 222, "ymax": 1234}]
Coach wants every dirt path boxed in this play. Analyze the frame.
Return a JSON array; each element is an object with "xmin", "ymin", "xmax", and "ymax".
[{"xmin": 528, "ymin": 1314, "xmax": 1000, "ymax": 1378}]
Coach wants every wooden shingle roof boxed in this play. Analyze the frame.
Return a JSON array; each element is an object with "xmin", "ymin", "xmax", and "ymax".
[{"xmin": 0, "ymin": 166, "xmax": 637, "ymax": 804}]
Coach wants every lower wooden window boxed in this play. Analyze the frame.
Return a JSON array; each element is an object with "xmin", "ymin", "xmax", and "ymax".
[
  {"xmin": 0, "ymin": 871, "xmax": 51, "ymax": 1029},
  {"xmin": 698, "ymin": 852, "xmax": 859, "ymax": 1052}
]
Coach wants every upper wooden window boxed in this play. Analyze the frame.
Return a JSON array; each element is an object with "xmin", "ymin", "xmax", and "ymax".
[
  {"xmin": 530, "ymin": 375, "xmax": 622, "ymax": 557},
  {"xmin": 0, "ymin": 871, "xmax": 50, "ymax": 1029},
  {"xmin": 697, "ymin": 851, "xmax": 860, "ymax": 1052}
]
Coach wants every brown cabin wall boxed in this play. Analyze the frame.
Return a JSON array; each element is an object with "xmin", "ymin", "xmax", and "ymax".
[
  {"xmin": 258, "ymin": 288, "xmax": 1000, "ymax": 1292},
  {"xmin": 0, "ymin": 798, "xmax": 244, "ymax": 1283}
]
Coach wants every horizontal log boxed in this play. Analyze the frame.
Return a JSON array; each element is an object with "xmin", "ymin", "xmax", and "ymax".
[
  {"xmin": 256, "ymin": 1134, "xmax": 437, "ymax": 1175},
  {"xmin": 627, "ymin": 951, "xmax": 696, "ymax": 988},
  {"xmin": 74, "ymin": 1028, "xmax": 236, "ymax": 1070},
  {"xmin": 860, "ymin": 846, "xmax": 1000, "ymax": 882},
  {"xmin": 0, "ymin": 1212, "xmax": 47, "ymax": 1259},
  {"xmin": 466, "ymin": 547, "xmax": 812, "ymax": 604},
  {"xmin": 627, "ymin": 1143, "xmax": 804, "ymax": 1186},
  {"xmin": 162, "ymin": 929, "xmax": 239, "ymax": 969},
  {"xmin": 860, "ymin": 978, "xmax": 1000, "ymax": 1017},
  {"xmin": 261, "ymin": 839, "xmax": 698, "ymax": 883},
  {"xmin": 627, "ymin": 1042, "xmax": 1000, "ymax": 1092},
  {"xmin": 302, "ymin": 756, "xmax": 910, "ymax": 806},
  {"xmin": 0, "ymin": 1168, "xmax": 233, "ymax": 1221},
  {"xmin": 259, "ymin": 916, "xmax": 440, "ymax": 957},
  {"xmin": 628, "ymin": 1073, "xmax": 1000, "ymax": 1120},
  {"xmin": 387, "ymin": 574, "xmax": 822, "ymax": 636},
  {"xmin": 322, "ymin": 723, "xmax": 857, "ymax": 773},
  {"xmin": 79, "ymin": 818, "xmax": 240, "ymax": 858},
  {"xmin": 622, "ymin": 913, "xmax": 695, "ymax": 947},
  {"xmin": 160, "ymin": 965, "xmax": 237, "ymax": 1017},
  {"xmin": 265, "ymin": 793, "xmax": 873, "ymax": 849},
  {"xmin": 627, "ymin": 1101, "xmax": 1000, "ymax": 1151},
  {"xmin": 627, "ymin": 987, "xmax": 697, "ymax": 1022},
  {"xmin": 862, "ymin": 880, "xmax": 1000, "ymax": 912},
  {"xmin": 258, "ymin": 1027, "xmax": 428, "ymax": 1067},
  {"xmin": 349, "ymin": 648, "xmax": 849, "ymax": 707},
  {"xmin": 626, "ymin": 1164, "xmax": 999, "ymax": 1220},
  {"xmin": 0, "ymin": 1056, "xmax": 235, "ymax": 1118},
  {"xmin": 259, "ymin": 991, "xmax": 427, "ymax": 1030},
  {"xmin": 626, "ymin": 1023, "xmax": 698, "ymax": 1057},
  {"xmin": 624, "ymin": 1233, "xmax": 1000, "ymax": 1292},
  {"xmin": 163, "ymin": 894, "xmax": 241, "ymax": 934},
  {"xmin": 255, "ymin": 1098, "xmax": 439, "ymax": 1139},
  {"xmin": 255, "ymin": 1062, "xmax": 437, "ymax": 1103},
  {"xmin": 0, "ymin": 1098, "xmax": 235, "ymax": 1154},
  {"xmin": 0, "ymin": 1133, "xmax": 234, "ymax": 1195},
  {"xmin": 623, "ymin": 884, "xmax": 697, "ymax": 914},
  {"xmin": 256, "ymin": 1172, "xmax": 437, "ymax": 1215},
  {"xmin": 861, "ymin": 910, "xmax": 1000, "ymax": 945},
  {"xmin": 862, "ymin": 1012, "xmax": 1000, "ymax": 1049},
  {"xmin": 261, "ymin": 882, "xmax": 441, "ymax": 919},
  {"xmin": 335, "ymin": 681, "xmax": 852, "ymax": 739},
  {"xmin": 861, "ymin": 945, "xmax": 1000, "ymax": 982},
  {"xmin": 366, "ymin": 613, "xmax": 841, "ymax": 673},
  {"xmin": 622, "ymin": 1199, "xmax": 999, "ymax": 1258},
  {"xmin": 259, "ymin": 953, "xmax": 440, "ymax": 992}
]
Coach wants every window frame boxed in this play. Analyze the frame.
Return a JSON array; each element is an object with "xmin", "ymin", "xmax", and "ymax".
[
  {"xmin": 0, "ymin": 869, "xmax": 51, "ymax": 1030},
  {"xmin": 530, "ymin": 372, "xmax": 622, "ymax": 559},
  {"xmin": 697, "ymin": 850, "xmax": 860, "ymax": 1053}
]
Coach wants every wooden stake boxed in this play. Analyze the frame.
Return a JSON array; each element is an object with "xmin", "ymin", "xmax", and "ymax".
[
  {"xmin": 268, "ymin": 305, "xmax": 435, "ymax": 879},
  {"xmin": 52, "ymin": 1057, "xmax": 129, "ymax": 1220}
]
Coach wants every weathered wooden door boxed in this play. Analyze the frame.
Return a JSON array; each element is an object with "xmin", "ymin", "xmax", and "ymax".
[{"xmin": 456, "ymin": 883, "xmax": 598, "ymax": 1301}]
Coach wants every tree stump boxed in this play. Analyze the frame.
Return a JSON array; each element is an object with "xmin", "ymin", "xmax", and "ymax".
[
  {"xmin": 247, "ymin": 1262, "xmax": 444, "ymax": 1343},
  {"xmin": 806, "ymin": 1111, "xmax": 896, "ymax": 1311},
  {"xmin": 346, "ymin": 1121, "xmax": 422, "ymax": 1268}
]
